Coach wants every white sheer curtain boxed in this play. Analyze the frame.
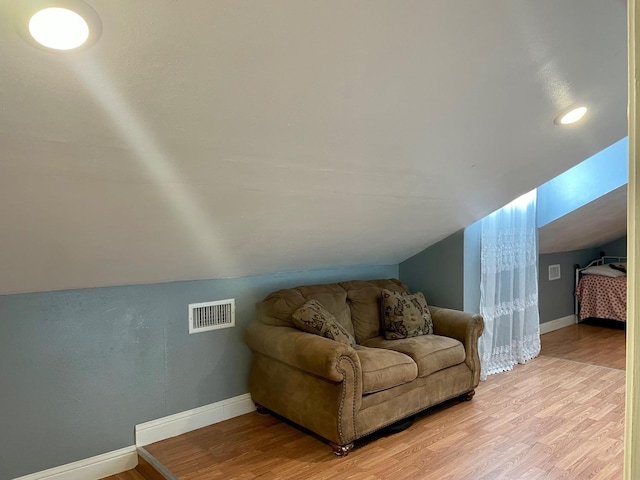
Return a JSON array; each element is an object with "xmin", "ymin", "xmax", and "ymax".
[{"xmin": 479, "ymin": 189, "xmax": 541, "ymax": 381}]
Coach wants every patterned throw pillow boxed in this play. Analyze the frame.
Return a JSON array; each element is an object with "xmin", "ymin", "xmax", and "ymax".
[
  {"xmin": 292, "ymin": 300, "xmax": 356, "ymax": 347},
  {"xmin": 381, "ymin": 289, "xmax": 433, "ymax": 340}
]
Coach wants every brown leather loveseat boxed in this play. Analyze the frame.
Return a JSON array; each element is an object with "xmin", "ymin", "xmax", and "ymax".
[{"xmin": 244, "ymin": 279, "xmax": 484, "ymax": 455}]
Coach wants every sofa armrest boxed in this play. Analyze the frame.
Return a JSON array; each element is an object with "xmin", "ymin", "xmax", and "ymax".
[
  {"xmin": 429, "ymin": 306, "xmax": 484, "ymax": 386},
  {"xmin": 245, "ymin": 320, "xmax": 361, "ymax": 383}
]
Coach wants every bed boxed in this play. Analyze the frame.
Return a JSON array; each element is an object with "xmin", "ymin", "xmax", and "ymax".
[{"xmin": 574, "ymin": 255, "xmax": 627, "ymax": 323}]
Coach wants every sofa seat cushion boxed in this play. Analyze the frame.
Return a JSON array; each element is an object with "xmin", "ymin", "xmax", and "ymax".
[
  {"xmin": 354, "ymin": 345, "xmax": 417, "ymax": 394},
  {"xmin": 362, "ymin": 335, "xmax": 465, "ymax": 378}
]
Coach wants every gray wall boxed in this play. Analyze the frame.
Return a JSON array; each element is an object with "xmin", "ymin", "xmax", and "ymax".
[
  {"xmin": 399, "ymin": 230, "xmax": 464, "ymax": 310},
  {"xmin": 0, "ymin": 264, "xmax": 398, "ymax": 479},
  {"xmin": 538, "ymin": 248, "xmax": 598, "ymax": 324},
  {"xmin": 600, "ymin": 235, "xmax": 628, "ymax": 257},
  {"xmin": 463, "ymin": 221, "xmax": 481, "ymax": 314}
]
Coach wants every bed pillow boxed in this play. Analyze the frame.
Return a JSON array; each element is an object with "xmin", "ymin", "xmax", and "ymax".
[
  {"xmin": 292, "ymin": 300, "xmax": 356, "ymax": 346},
  {"xmin": 581, "ymin": 264, "xmax": 626, "ymax": 277},
  {"xmin": 381, "ymin": 289, "xmax": 433, "ymax": 340}
]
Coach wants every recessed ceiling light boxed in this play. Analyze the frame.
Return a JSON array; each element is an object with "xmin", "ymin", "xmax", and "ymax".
[
  {"xmin": 29, "ymin": 7, "xmax": 89, "ymax": 50},
  {"xmin": 17, "ymin": 1, "xmax": 102, "ymax": 52},
  {"xmin": 555, "ymin": 106, "xmax": 588, "ymax": 125}
]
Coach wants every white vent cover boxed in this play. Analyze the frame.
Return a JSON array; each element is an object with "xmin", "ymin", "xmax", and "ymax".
[
  {"xmin": 548, "ymin": 264, "xmax": 561, "ymax": 281},
  {"xmin": 189, "ymin": 299, "xmax": 235, "ymax": 334}
]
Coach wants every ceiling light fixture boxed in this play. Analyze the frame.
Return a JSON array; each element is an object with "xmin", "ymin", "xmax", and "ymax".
[
  {"xmin": 17, "ymin": 1, "xmax": 102, "ymax": 52},
  {"xmin": 555, "ymin": 106, "xmax": 588, "ymax": 125},
  {"xmin": 29, "ymin": 7, "xmax": 89, "ymax": 50}
]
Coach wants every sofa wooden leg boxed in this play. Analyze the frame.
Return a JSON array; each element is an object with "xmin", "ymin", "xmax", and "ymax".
[
  {"xmin": 459, "ymin": 390, "xmax": 475, "ymax": 402},
  {"xmin": 255, "ymin": 403, "xmax": 269, "ymax": 414},
  {"xmin": 330, "ymin": 442, "xmax": 354, "ymax": 457}
]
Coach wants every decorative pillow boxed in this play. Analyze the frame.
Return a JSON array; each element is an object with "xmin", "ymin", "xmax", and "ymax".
[
  {"xmin": 292, "ymin": 300, "xmax": 356, "ymax": 346},
  {"xmin": 381, "ymin": 289, "xmax": 433, "ymax": 340}
]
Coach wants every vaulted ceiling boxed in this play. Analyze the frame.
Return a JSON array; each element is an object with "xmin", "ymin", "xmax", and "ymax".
[{"xmin": 0, "ymin": 1, "xmax": 627, "ymax": 294}]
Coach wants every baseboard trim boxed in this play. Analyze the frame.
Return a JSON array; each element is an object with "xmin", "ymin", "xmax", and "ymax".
[
  {"xmin": 540, "ymin": 315, "xmax": 577, "ymax": 335},
  {"xmin": 135, "ymin": 392, "xmax": 255, "ymax": 446},
  {"xmin": 14, "ymin": 394, "xmax": 255, "ymax": 480},
  {"xmin": 13, "ymin": 446, "xmax": 137, "ymax": 480}
]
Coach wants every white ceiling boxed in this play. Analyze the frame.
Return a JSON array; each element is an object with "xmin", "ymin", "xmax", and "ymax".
[
  {"xmin": 0, "ymin": 1, "xmax": 628, "ymax": 294},
  {"xmin": 538, "ymin": 185, "xmax": 628, "ymax": 255}
]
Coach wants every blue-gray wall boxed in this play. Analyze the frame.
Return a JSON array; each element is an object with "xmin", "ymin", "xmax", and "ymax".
[
  {"xmin": 0, "ymin": 264, "xmax": 397, "ymax": 479},
  {"xmin": 399, "ymin": 230, "xmax": 464, "ymax": 310},
  {"xmin": 463, "ymin": 221, "xmax": 481, "ymax": 314},
  {"xmin": 600, "ymin": 235, "xmax": 628, "ymax": 257},
  {"xmin": 538, "ymin": 247, "xmax": 599, "ymax": 324}
]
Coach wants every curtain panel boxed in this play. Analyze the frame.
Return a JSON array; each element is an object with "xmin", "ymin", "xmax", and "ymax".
[{"xmin": 479, "ymin": 190, "xmax": 541, "ymax": 380}]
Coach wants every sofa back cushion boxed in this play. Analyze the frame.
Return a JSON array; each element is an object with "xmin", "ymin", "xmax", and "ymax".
[
  {"xmin": 256, "ymin": 278, "xmax": 408, "ymax": 344},
  {"xmin": 258, "ymin": 283, "xmax": 354, "ymax": 337},
  {"xmin": 298, "ymin": 284, "xmax": 353, "ymax": 336},
  {"xmin": 340, "ymin": 279, "xmax": 408, "ymax": 344},
  {"xmin": 292, "ymin": 300, "xmax": 356, "ymax": 346}
]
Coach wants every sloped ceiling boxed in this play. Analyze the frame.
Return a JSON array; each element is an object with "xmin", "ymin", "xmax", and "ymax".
[
  {"xmin": 539, "ymin": 185, "xmax": 628, "ymax": 255},
  {"xmin": 0, "ymin": 1, "xmax": 627, "ymax": 294}
]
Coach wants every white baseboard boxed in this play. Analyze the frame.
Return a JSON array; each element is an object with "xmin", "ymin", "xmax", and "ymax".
[
  {"xmin": 135, "ymin": 392, "xmax": 255, "ymax": 446},
  {"xmin": 540, "ymin": 315, "xmax": 577, "ymax": 335},
  {"xmin": 13, "ymin": 446, "xmax": 137, "ymax": 480},
  {"xmin": 14, "ymin": 393, "xmax": 255, "ymax": 480}
]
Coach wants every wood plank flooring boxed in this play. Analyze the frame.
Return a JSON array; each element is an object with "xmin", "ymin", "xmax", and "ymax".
[
  {"xmin": 103, "ymin": 324, "xmax": 626, "ymax": 479},
  {"xmin": 102, "ymin": 469, "xmax": 147, "ymax": 480},
  {"xmin": 137, "ymin": 323, "xmax": 626, "ymax": 480},
  {"xmin": 541, "ymin": 320, "xmax": 626, "ymax": 370}
]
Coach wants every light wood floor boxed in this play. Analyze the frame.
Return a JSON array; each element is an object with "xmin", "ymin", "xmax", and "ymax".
[
  {"xmin": 540, "ymin": 320, "xmax": 626, "ymax": 370},
  {"xmin": 105, "ymin": 323, "xmax": 626, "ymax": 480},
  {"xmin": 102, "ymin": 470, "xmax": 147, "ymax": 480}
]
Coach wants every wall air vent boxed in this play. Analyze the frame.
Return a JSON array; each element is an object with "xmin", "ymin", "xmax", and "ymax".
[
  {"xmin": 188, "ymin": 299, "xmax": 235, "ymax": 334},
  {"xmin": 548, "ymin": 264, "xmax": 561, "ymax": 281}
]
